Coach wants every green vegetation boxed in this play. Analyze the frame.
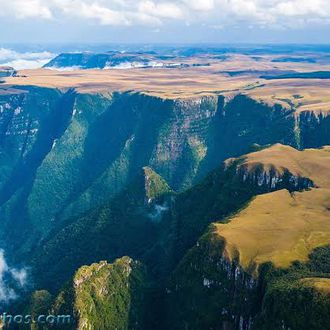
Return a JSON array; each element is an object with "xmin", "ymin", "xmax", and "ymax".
[
  {"xmin": 54, "ymin": 257, "xmax": 147, "ymax": 330},
  {"xmin": 30, "ymin": 155, "xmax": 278, "ymax": 293},
  {"xmin": 28, "ymin": 290, "xmax": 53, "ymax": 330},
  {"xmin": 143, "ymin": 166, "xmax": 172, "ymax": 201},
  {"xmin": 24, "ymin": 258, "xmax": 146, "ymax": 330},
  {"xmin": 167, "ymin": 229, "xmax": 330, "ymax": 330},
  {"xmin": 257, "ymin": 273, "xmax": 330, "ymax": 329},
  {"xmin": 30, "ymin": 170, "xmax": 159, "ymax": 292}
]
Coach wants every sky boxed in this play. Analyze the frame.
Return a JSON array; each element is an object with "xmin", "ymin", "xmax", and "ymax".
[{"xmin": 0, "ymin": 0, "xmax": 330, "ymax": 45}]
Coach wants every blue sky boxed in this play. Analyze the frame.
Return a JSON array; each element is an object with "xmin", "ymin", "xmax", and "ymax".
[{"xmin": 0, "ymin": 0, "xmax": 330, "ymax": 44}]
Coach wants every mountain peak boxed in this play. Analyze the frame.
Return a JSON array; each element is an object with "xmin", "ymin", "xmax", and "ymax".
[{"xmin": 143, "ymin": 166, "xmax": 172, "ymax": 202}]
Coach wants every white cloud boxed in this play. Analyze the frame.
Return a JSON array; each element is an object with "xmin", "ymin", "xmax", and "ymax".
[
  {"xmin": 0, "ymin": 49, "xmax": 53, "ymax": 61},
  {"xmin": 0, "ymin": 48, "xmax": 54, "ymax": 69},
  {"xmin": 139, "ymin": 1, "xmax": 183, "ymax": 19},
  {"xmin": 79, "ymin": 3, "xmax": 131, "ymax": 25},
  {"xmin": 2, "ymin": 59, "xmax": 51, "ymax": 70},
  {"xmin": 273, "ymin": 0, "xmax": 326, "ymax": 17},
  {"xmin": 183, "ymin": 0, "xmax": 215, "ymax": 11},
  {"xmin": 0, "ymin": 0, "xmax": 52, "ymax": 19},
  {"xmin": 0, "ymin": 249, "xmax": 28, "ymax": 304},
  {"xmin": 10, "ymin": 268, "xmax": 27, "ymax": 287},
  {"xmin": 0, "ymin": 0, "xmax": 330, "ymax": 28}
]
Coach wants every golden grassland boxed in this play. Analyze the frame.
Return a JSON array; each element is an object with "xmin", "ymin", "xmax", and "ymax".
[
  {"xmin": 246, "ymin": 79, "xmax": 330, "ymax": 114},
  {"xmin": 216, "ymin": 144, "xmax": 330, "ymax": 273},
  {"xmin": 2, "ymin": 65, "xmax": 254, "ymax": 98},
  {"xmin": 1, "ymin": 53, "xmax": 330, "ymax": 113},
  {"xmin": 216, "ymin": 188, "xmax": 330, "ymax": 271}
]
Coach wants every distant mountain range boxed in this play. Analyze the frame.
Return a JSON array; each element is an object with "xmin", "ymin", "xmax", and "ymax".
[
  {"xmin": 43, "ymin": 51, "xmax": 198, "ymax": 70},
  {"xmin": 0, "ymin": 66, "xmax": 16, "ymax": 77},
  {"xmin": 43, "ymin": 49, "xmax": 330, "ymax": 73}
]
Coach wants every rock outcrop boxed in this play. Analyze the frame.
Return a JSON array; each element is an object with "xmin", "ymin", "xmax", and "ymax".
[{"xmin": 53, "ymin": 257, "xmax": 146, "ymax": 330}]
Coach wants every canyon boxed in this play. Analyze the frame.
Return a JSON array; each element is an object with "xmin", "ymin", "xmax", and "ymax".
[{"xmin": 0, "ymin": 50, "xmax": 329, "ymax": 329}]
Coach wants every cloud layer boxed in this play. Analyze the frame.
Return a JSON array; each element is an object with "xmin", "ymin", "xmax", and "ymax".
[
  {"xmin": 0, "ymin": 249, "xmax": 28, "ymax": 304},
  {"xmin": 0, "ymin": 0, "xmax": 329, "ymax": 29},
  {"xmin": 0, "ymin": 48, "xmax": 54, "ymax": 69}
]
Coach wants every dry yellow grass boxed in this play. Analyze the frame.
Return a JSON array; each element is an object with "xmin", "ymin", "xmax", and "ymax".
[
  {"xmin": 246, "ymin": 79, "xmax": 330, "ymax": 114},
  {"xmin": 301, "ymin": 278, "xmax": 330, "ymax": 294},
  {"xmin": 216, "ymin": 145, "xmax": 330, "ymax": 274},
  {"xmin": 1, "ymin": 53, "xmax": 330, "ymax": 114},
  {"xmin": 216, "ymin": 188, "xmax": 330, "ymax": 271},
  {"xmin": 2, "ymin": 66, "xmax": 255, "ymax": 99}
]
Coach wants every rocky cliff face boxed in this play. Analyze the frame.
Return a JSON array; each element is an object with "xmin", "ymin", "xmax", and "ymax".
[
  {"xmin": 0, "ymin": 87, "xmax": 76, "ymax": 251},
  {"xmin": 167, "ymin": 232, "xmax": 257, "ymax": 330},
  {"xmin": 298, "ymin": 110, "xmax": 330, "ymax": 148},
  {"xmin": 0, "ymin": 87, "xmax": 73, "ymax": 195},
  {"xmin": 233, "ymin": 162, "xmax": 314, "ymax": 192}
]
